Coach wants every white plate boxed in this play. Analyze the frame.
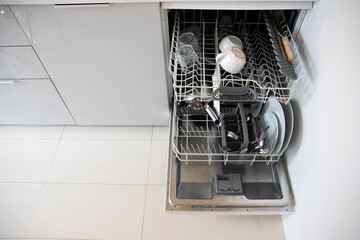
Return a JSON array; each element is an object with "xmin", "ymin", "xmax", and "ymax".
[
  {"xmin": 261, "ymin": 97, "xmax": 286, "ymax": 154},
  {"xmin": 279, "ymin": 102, "xmax": 294, "ymax": 154},
  {"xmin": 258, "ymin": 112, "xmax": 278, "ymax": 154}
]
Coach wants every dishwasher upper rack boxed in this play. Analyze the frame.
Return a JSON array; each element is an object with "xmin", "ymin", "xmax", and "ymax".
[
  {"xmin": 171, "ymin": 106, "xmax": 281, "ymax": 165},
  {"xmin": 168, "ymin": 12, "xmax": 216, "ymax": 103},
  {"xmin": 168, "ymin": 11, "xmax": 305, "ymax": 104}
]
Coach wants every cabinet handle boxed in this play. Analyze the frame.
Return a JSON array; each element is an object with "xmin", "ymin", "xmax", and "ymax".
[
  {"xmin": 0, "ymin": 80, "xmax": 15, "ymax": 84},
  {"xmin": 54, "ymin": 3, "xmax": 109, "ymax": 8}
]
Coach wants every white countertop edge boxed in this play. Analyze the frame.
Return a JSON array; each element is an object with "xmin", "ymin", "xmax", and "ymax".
[{"xmin": 0, "ymin": 0, "xmax": 318, "ymax": 5}]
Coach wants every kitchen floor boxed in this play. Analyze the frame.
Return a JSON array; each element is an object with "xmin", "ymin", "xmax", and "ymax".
[{"xmin": 0, "ymin": 125, "xmax": 285, "ymax": 240}]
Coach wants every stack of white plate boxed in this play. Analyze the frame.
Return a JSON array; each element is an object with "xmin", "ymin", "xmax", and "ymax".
[{"xmin": 259, "ymin": 97, "xmax": 294, "ymax": 154}]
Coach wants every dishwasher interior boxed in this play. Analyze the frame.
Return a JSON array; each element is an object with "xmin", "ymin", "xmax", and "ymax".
[{"xmin": 166, "ymin": 9, "xmax": 305, "ymax": 213}]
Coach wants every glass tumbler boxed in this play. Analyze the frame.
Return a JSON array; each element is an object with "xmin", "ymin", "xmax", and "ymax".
[
  {"xmin": 175, "ymin": 44, "xmax": 199, "ymax": 72},
  {"xmin": 178, "ymin": 32, "xmax": 199, "ymax": 50}
]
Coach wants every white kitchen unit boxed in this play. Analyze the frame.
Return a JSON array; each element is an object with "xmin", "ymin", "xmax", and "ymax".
[
  {"xmin": 12, "ymin": 3, "xmax": 170, "ymax": 125},
  {"xmin": 0, "ymin": 5, "xmax": 29, "ymax": 46},
  {"xmin": 0, "ymin": 45, "xmax": 74, "ymax": 124},
  {"xmin": 0, "ymin": 79, "xmax": 75, "ymax": 124}
]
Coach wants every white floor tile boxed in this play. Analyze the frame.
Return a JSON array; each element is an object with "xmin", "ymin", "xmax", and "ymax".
[
  {"xmin": 0, "ymin": 183, "xmax": 43, "ymax": 238},
  {"xmin": 259, "ymin": 216, "xmax": 286, "ymax": 240},
  {"xmin": 26, "ymin": 184, "xmax": 146, "ymax": 240},
  {"xmin": 0, "ymin": 140, "xmax": 59, "ymax": 182},
  {"xmin": 62, "ymin": 126, "xmax": 152, "ymax": 140},
  {"xmin": 47, "ymin": 140, "xmax": 151, "ymax": 184},
  {"xmin": 147, "ymin": 141, "xmax": 169, "ymax": 185},
  {"xmin": 0, "ymin": 126, "xmax": 64, "ymax": 139},
  {"xmin": 142, "ymin": 186, "xmax": 261, "ymax": 240},
  {"xmin": 152, "ymin": 126, "xmax": 169, "ymax": 141}
]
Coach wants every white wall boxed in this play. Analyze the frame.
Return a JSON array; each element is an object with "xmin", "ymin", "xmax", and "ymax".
[{"xmin": 283, "ymin": 0, "xmax": 360, "ymax": 239}]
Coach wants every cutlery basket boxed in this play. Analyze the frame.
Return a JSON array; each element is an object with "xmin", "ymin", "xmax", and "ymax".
[
  {"xmin": 220, "ymin": 103, "xmax": 248, "ymax": 153},
  {"xmin": 220, "ymin": 102, "xmax": 263, "ymax": 154}
]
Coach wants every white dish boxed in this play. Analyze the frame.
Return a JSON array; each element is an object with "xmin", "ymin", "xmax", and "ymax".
[
  {"xmin": 261, "ymin": 97, "xmax": 286, "ymax": 154},
  {"xmin": 279, "ymin": 102, "xmax": 294, "ymax": 154},
  {"xmin": 219, "ymin": 35, "xmax": 243, "ymax": 52},
  {"xmin": 216, "ymin": 47, "xmax": 246, "ymax": 74},
  {"xmin": 258, "ymin": 112, "xmax": 278, "ymax": 154}
]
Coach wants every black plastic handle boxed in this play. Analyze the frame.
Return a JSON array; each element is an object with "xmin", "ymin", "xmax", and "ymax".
[{"xmin": 212, "ymin": 87, "xmax": 258, "ymax": 102}]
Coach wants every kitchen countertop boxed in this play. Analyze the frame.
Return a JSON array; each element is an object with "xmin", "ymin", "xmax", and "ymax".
[{"xmin": 0, "ymin": 0, "xmax": 317, "ymax": 5}]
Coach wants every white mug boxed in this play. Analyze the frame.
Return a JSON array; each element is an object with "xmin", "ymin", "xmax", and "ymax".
[
  {"xmin": 219, "ymin": 35, "xmax": 243, "ymax": 52},
  {"xmin": 216, "ymin": 47, "xmax": 246, "ymax": 74}
]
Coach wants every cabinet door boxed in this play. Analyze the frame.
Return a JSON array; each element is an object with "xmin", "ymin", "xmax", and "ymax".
[
  {"xmin": 12, "ymin": 4, "xmax": 169, "ymax": 125},
  {"xmin": 0, "ymin": 79, "xmax": 75, "ymax": 124},
  {"xmin": 0, "ymin": 47, "xmax": 48, "ymax": 79},
  {"xmin": 0, "ymin": 6, "xmax": 29, "ymax": 46}
]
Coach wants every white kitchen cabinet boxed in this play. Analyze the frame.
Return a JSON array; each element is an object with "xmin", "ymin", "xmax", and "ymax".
[
  {"xmin": 0, "ymin": 47, "xmax": 48, "ymax": 79},
  {"xmin": 0, "ymin": 5, "xmax": 29, "ymax": 46},
  {"xmin": 12, "ymin": 3, "xmax": 169, "ymax": 125},
  {"xmin": 0, "ymin": 79, "xmax": 75, "ymax": 124}
]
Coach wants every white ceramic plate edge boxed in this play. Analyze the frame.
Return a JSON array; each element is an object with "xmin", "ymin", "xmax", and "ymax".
[
  {"xmin": 262, "ymin": 97, "xmax": 285, "ymax": 154},
  {"xmin": 279, "ymin": 102, "xmax": 294, "ymax": 154}
]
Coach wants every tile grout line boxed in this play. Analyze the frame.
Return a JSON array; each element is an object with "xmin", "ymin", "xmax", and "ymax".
[
  {"xmin": 44, "ymin": 125, "xmax": 66, "ymax": 182},
  {"xmin": 23, "ymin": 125, "xmax": 66, "ymax": 238},
  {"xmin": 0, "ymin": 181, "xmax": 166, "ymax": 186},
  {"xmin": 0, "ymin": 126, "xmax": 65, "ymax": 140},
  {"xmin": 140, "ymin": 126, "xmax": 154, "ymax": 240}
]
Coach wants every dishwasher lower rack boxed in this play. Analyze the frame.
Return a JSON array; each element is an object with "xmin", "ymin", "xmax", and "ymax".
[
  {"xmin": 171, "ymin": 106, "xmax": 281, "ymax": 164},
  {"xmin": 168, "ymin": 10, "xmax": 305, "ymax": 104}
]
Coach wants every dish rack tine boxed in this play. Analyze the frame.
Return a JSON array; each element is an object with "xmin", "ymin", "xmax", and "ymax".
[
  {"xmin": 212, "ymin": 144, "xmax": 216, "ymax": 153},
  {"xmin": 250, "ymin": 155, "xmax": 256, "ymax": 165},
  {"xmin": 199, "ymin": 126, "xmax": 205, "ymax": 136},
  {"xmin": 265, "ymin": 156, "xmax": 271, "ymax": 165},
  {"xmin": 194, "ymin": 144, "xmax": 201, "ymax": 153},
  {"xmin": 179, "ymin": 125, "xmax": 185, "ymax": 136},
  {"xmin": 224, "ymin": 154, "xmax": 229, "ymax": 165},
  {"xmin": 201, "ymin": 144, "xmax": 207, "ymax": 153},
  {"xmin": 196, "ymin": 126, "xmax": 202, "ymax": 136},
  {"xmin": 190, "ymin": 144, "xmax": 197, "ymax": 153},
  {"xmin": 180, "ymin": 144, "xmax": 186, "ymax": 153},
  {"xmin": 190, "ymin": 126, "xmax": 195, "ymax": 136}
]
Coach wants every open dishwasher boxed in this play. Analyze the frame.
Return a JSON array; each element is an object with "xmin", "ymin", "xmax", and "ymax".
[{"xmin": 165, "ymin": 9, "xmax": 305, "ymax": 214}]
